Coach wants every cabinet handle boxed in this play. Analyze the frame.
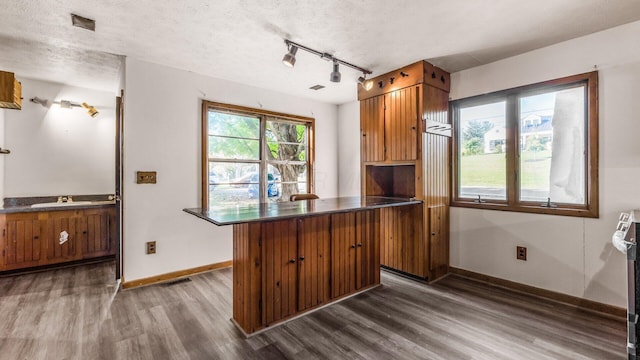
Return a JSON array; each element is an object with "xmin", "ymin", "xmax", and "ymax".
[
  {"xmin": 357, "ymin": 243, "xmax": 363, "ymax": 247},
  {"xmin": 351, "ymin": 244, "xmax": 356, "ymax": 249},
  {"xmin": 289, "ymin": 258, "xmax": 296, "ymax": 264},
  {"xmin": 299, "ymin": 256, "xmax": 305, "ymax": 261}
]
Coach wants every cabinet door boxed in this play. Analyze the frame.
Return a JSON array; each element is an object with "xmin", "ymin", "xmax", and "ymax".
[
  {"xmin": 81, "ymin": 208, "xmax": 115, "ymax": 259},
  {"xmin": 330, "ymin": 212, "xmax": 357, "ymax": 298},
  {"xmin": 297, "ymin": 215, "xmax": 331, "ymax": 311},
  {"xmin": 386, "ymin": 86, "xmax": 420, "ymax": 161},
  {"xmin": 261, "ymin": 219, "xmax": 297, "ymax": 325},
  {"xmin": 4, "ymin": 213, "xmax": 43, "ymax": 269},
  {"xmin": 46, "ymin": 211, "xmax": 80, "ymax": 263},
  {"xmin": 360, "ymin": 95, "xmax": 385, "ymax": 162},
  {"xmin": 380, "ymin": 204, "xmax": 426, "ymax": 278},
  {"xmin": 355, "ymin": 210, "xmax": 380, "ymax": 290}
]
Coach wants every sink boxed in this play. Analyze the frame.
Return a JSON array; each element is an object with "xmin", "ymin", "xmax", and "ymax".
[{"xmin": 31, "ymin": 201, "xmax": 93, "ymax": 208}]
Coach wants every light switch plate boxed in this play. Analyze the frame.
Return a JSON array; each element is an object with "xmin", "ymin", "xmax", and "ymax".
[{"xmin": 137, "ymin": 171, "xmax": 157, "ymax": 184}]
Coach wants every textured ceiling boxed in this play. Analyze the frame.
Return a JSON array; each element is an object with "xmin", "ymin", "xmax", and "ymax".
[{"xmin": 1, "ymin": 0, "xmax": 640, "ymax": 104}]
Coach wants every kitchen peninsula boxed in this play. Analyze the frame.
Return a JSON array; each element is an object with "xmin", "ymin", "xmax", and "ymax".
[{"xmin": 184, "ymin": 196, "xmax": 421, "ymax": 335}]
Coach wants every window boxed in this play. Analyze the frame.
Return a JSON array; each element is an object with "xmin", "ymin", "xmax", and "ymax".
[
  {"xmin": 202, "ymin": 101, "xmax": 314, "ymax": 208},
  {"xmin": 451, "ymin": 72, "xmax": 598, "ymax": 217}
]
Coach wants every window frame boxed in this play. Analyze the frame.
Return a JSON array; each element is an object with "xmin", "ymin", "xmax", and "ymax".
[
  {"xmin": 201, "ymin": 100, "xmax": 315, "ymax": 208},
  {"xmin": 451, "ymin": 71, "xmax": 599, "ymax": 218}
]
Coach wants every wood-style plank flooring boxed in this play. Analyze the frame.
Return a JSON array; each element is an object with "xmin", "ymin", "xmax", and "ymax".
[{"xmin": 0, "ymin": 261, "xmax": 626, "ymax": 359}]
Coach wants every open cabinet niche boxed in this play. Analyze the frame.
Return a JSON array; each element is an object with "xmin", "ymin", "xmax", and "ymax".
[{"xmin": 364, "ymin": 165, "xmax": 416, "ymax": 198}]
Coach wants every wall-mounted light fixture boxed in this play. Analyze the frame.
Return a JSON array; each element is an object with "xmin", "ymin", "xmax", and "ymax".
[
  {"xmin": 281, "ymin": 39, "xmax": 372, "ymax": 89},
  {"xmin": 30, "ymin": 97, "xmax": 99, "ymax": 118}
]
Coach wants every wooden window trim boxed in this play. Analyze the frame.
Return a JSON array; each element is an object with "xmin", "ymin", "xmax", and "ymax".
[
  {"xmin": 451, "ymin": 71, "xmax": 599, "ymax": 218},
  {"xmin": 201, "ymin": 100, "xmax": 315, "ymax": 208}
]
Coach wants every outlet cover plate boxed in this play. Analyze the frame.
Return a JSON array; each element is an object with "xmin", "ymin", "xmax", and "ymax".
[
  {"xmin": 146, "ymin": 241, "xmax": 156, "ymax": 254},
  {"xmin": 137, "ymin": 171, "xmax": 157, "ymax": 184},
  {"xmin": 517, "ymin": 246, "xmax": 527, "ymax": 261}
]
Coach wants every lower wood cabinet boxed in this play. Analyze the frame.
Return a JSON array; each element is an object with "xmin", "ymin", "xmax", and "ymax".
[
  {"xmin": 0, "ymin": 206, "xmax": 116, "ymax": 271},
  {"xmin": 380, "ymin": 204, "xmax": 426, "ymax": 278},
  {"xmin": 233, "ymin": 210, "xmax": 380, "ymax": 335}
]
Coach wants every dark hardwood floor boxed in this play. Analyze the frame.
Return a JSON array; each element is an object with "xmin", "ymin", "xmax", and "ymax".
[{"xmin": 0, "ymin": 261, "xmax": 626, "ymax": 359}]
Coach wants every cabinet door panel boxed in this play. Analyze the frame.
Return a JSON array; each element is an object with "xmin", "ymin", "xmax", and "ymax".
[
  {"xmin": 297, "ymin": 215, "xmax": 331, "ymax": 311},
  {"xmin": 387, "ymin": 86, "xmax": 419, "ymax": 161},
  {"xmin": 262, "ymin": 219, "xmax": 297, "ymax": 325},
  {"xmin": 355, "ymin": 210, "xmax": 380, "ymax": 290},
  {"xmin": 361, "ymin": 96, "xmax": 385, "ymax": 162},
  {"xmin": 5, "ymin": 214, "xmax": 42, "ymax": 267},
  {"xmin": 82, "ymin": 209, "xmax": 114, "ymax": 258},
  {"xmin": 47, "ymin": 213, "xmax": 79, "ymax": 261},
  {"xmin": 331, "ymin": 212, "xmax": 357, "ymax": 298}
]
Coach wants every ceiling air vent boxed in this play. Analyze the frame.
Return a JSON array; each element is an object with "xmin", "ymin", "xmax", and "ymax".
[
  {"xmin": 309, "ymin": 85, "xmax": 325, "ymax": 91},
  {"xmin": 71, "ymin": 14, "xmax": 96, "ymax": 31}
]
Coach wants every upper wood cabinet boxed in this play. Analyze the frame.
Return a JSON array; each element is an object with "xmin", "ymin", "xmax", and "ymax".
[
  {"xmin": 361, "ymin": 86, "xmax": 420, "ymax": 162},
  {"xmin": 0, "ymin": 71, "xmax": 22, "ymax": 110}
]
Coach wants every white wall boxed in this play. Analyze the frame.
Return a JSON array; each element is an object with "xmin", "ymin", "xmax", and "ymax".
[
  {"xmin": 123, "ymin": 58, "xmax": 338, "ymax": 282},
  {"xmin": 4, "ymin": 78, "xmax": 115, "ymax": 197},
  {"xmin": 449, "ymin": 20, "xmax": 640, "ymax": 307},
  {"xmin": 337, "ymin": 101, "xmax": 360, "ymax": 196}
]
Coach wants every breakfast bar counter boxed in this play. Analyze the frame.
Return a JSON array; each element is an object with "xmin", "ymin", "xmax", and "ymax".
[{"xmin": 184, "ymin": 196, "xmax": 421, "ymax": 335}]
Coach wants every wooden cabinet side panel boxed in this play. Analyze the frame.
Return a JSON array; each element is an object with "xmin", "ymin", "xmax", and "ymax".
[
  {"xmin": 360, "ymin": 96, "xmax": 385, "ymax": 162},
  {"xmin": 298, "ymin": 215, "xmax": 331, "ymax": 311},
  {"xmin": 233, "ymin": 222, "xmax": 263, "ymax": 333}
]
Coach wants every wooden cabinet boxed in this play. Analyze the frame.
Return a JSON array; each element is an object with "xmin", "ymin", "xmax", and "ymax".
[
  {"xmin": 0, "ymin": 206, "xmax": 116, "ymax": 272},
  {"xmin": 0, "ymin": 71, "xmax": 22, "ymax": 110},
  {"xmin": 233, "ymin": 210, "xmax": 380, "ymax": 335},
  {"xmin": 360, "ymin": 86, "xmax": 420, "ymax": 162},
  {"xmin": 359, "ymin": 60, "xmax": 451, "ymax": 282}
]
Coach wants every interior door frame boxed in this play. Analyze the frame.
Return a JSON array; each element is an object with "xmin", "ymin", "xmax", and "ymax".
[{"xmin": 115, "ymin": 90, "xmax": 124, "ymax": 281}]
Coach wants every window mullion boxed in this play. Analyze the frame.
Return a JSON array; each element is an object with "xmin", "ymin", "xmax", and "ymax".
[
  {"xmin": 259, "ymin": 115, "xmax": 267, "ymax": 203},
  {"xmin": 505, "ymin": 94, "xmax": 518, "ymax": 206}
]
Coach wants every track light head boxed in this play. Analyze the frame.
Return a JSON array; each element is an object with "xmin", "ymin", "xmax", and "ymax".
[
  {"xmin": 82, "ymin": 102, "xmax": 99, "ymax": 118},
  {"xmin": 358, "ymin": 75, "xmax": 373, "ymax": 91},
  {"xmin": 330, "ymin": 61, "xmax": 341, "ymax": 83},
  {"xmin": 30, "ymin": 97, "xmax": 48, "ymax": 107},
  {"xmin": 282, "ymin": 45, "xmax": 298, "ymax": 68}
]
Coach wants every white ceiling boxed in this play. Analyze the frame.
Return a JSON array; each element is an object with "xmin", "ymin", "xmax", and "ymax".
[{"xmin": 1, "ymin": 0, "xmax": 640, "ymax": 104}]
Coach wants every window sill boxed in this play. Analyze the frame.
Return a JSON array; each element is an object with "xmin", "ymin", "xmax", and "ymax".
[{"xmin": 450, "ymin": 200, "xmax": 598, "ymax": 218}]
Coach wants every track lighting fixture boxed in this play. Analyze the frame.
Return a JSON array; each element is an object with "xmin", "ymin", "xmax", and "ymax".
[
  {"xmin": 330, "ymin": 61, "xmax": 341, "ymax": 83},
  {"xmin": 282, "ymin": 39, "xmax": 372, "ymax": 87},
  {"xmin": 358, "ymin": 75, "xmax": 373, "ymax": 91},
  {"xmin": 30, "ymin": 97, "xmax": 99, "ymax": 118},
  {"xmin": 282, "ymin": 44, "xmax": 298, "ymax": 67}
]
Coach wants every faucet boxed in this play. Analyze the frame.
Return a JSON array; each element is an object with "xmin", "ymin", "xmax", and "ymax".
[
  {"xmin": 57, "ymin": 196, "xmax": 63, "ymax": 203},
  {"xmin": 67, "ymin": 196, "xmax": 73, "ymax": 203}
]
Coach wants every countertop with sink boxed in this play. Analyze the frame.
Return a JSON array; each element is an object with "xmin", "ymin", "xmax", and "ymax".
[{"xmin": 1, "ymin": 195, "xmax": 116, "ymax": 213}]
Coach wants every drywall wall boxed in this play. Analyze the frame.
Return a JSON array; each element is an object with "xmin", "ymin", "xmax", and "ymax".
[
  {"xmin": 4, "ymin": 78, "xmax": 115, "ymax": 198},
  {"xmin": 337, "ymin": 101, "xmax": 361, "ymax": 196},
  {"xmin": 449, "ymin": 20, "xmax": 640, "ymax": 307},
  {"xmin": 123, "ymin": 58, "xmax": 338, "ymax": 282}
]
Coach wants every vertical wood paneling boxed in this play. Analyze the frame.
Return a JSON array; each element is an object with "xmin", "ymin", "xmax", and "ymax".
[
  {"xmin": 298, "ymin": 215, "xmax": 331, "ymax": 311},
  {"xmin": 424, "ymin": 86, "xmax": 451, "ymax": 281},
  {"xmin": 387, "ymin": 86, "xmax": 419, "ymax": 161},
  {"xmin": 331, "ymin": 212, "xmax": 357, "ymax": 298},
  {"xmin": 262, "ymin": 219, "xmax": 297, "ymax": 326},
  {"xmin": 360, "ymin": 96, "xmax": 385, "ymax": 162},
  {"xmin": 5, "ymin": 214, "xmax": 42, "ymax": 268}
]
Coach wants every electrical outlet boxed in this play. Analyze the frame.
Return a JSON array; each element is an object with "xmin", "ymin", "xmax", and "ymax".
[
  {"xmin": 517, "ymin": 246, "xmax": 527, "ymax": 261},
  {"xmin": 146, "ymin": 241, "xmax": 156, "ymax": 254}
]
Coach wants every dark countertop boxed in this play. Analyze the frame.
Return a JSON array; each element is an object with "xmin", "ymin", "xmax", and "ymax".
[
  {"xmin": 0, "ymin": 201, "xmax": 116, "ymax": 214},
  {"xmin": 184, "ymin": 196, "xmax": 422, "ymax": 226}
]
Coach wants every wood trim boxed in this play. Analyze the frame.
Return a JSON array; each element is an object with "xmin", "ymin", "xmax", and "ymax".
[
  {"xmin": 201, "ymin": 101, "xmax": 209, "ymax": 208},
  {"xmin": 449, "ymin": 267, "xmax": 625, "ymax": 319},
  {"xmin": 202, "ymin": 100, "xmax": 315, "ymax": 124},
  {"xmin": 121, "ymin": 260, "xmax": 233, "ymax": 289}
]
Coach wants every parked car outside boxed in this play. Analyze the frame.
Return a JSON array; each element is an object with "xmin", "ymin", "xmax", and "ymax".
[{"xmin": 248, "ymin": 173, "xmax": 279, "ymax": 199}]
